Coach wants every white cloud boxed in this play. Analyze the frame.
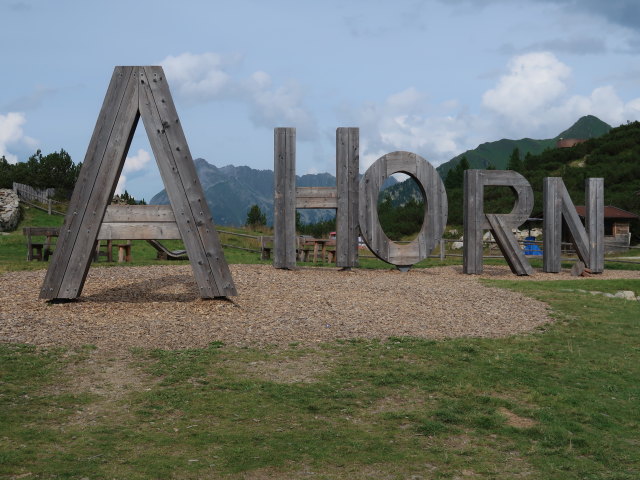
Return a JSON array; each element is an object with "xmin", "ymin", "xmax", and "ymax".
[
  {"xmin": 244, "ymin": 72, "xmax": 317, "ymax": 140},
  {"xmin": 116, "ymin": 148, "xmax": 152, "ymax": 195},
  {"xmin": 482, "ymin": 52, "xmax": 640, "ymax": 136},
  {"xmin": 160, "ymin": 52, "xmax": 316, "ymax": 140},
  {"xmin": 482, "ymin": 52, "xmax": 570, "ymax": 129},
  {"xmin": 350, "ymin": 88, "xmax": 480, "ymax": 169},
  {"xmin": 160, "ymin": 52, "xmax": 238, "ymax": 103},
  {"xmin": 349, "ymin": 52, "xmax": 640, "ymax": 170},
  {"xmin": 0, "ymin": 111, "xmax": 37, "ymax": 163}
]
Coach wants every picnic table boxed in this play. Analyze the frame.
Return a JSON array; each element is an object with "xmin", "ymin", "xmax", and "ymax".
[
  {"xmin": 22, "ymin": 226, "xmax": 132, "ymax": 263},
  {"xmin": 300, "ymin": 237, "xmax": 336, "ymax": 263}
]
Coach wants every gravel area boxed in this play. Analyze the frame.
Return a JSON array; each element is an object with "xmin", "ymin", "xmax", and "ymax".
[{"xmin": 1, "ymin": 264, "xmax": 638, "ymax": 352}]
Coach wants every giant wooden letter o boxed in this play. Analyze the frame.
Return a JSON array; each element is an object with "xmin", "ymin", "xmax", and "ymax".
[{"xmin": 359, "ymin": 151, "xmax": 447, "ymax": 268}]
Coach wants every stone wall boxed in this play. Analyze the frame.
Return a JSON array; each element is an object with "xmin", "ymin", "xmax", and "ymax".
[{"xmin": 0, "ymin": 189, "xmax": 21, "ymax": 232}]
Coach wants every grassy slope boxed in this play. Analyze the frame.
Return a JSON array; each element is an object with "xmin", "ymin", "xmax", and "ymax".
[{"xmin": 0, "ymin": 279, "xmax": 639, "ymax": 478}]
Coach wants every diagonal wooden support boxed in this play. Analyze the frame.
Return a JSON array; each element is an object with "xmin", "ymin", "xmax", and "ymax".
[
  {"xmin": 138, "ymin": 66, "xmax": 236, "ymax": 297},
  {"xmin": 486, "ymin": 214, "xmax": 534, "ymax": 276},
  {"xmin": 40, "ymin": 66, "xmax": 236, "ymax": 300}
]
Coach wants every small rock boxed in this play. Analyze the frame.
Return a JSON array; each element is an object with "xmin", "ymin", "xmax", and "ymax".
[{"xmin": 618, "ymin": 291, "xmax": 636, "ymax": 301}]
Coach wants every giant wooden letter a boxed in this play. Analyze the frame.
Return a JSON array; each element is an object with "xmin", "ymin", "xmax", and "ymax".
[{"xmin": 40, "ymin": 66, "xmax": 236, "ymax": 300}]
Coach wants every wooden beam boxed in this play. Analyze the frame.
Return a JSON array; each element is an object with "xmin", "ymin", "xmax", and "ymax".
[
  {"xmin": 138, "ymin": 66, "xmax": 236, "ymax": 297},
  {"xmin": 486, "ymin": 214, "xmax": 533, "ymax": 276},
  {"xmin": 273, "ymin": 128, "xmax": 297, "ymax": 269},
  {"xmin": 97, "ymin": 222, "xmax": 181, "ymax": 240},
  {"xmin": 41, "ymin": 67, "xmax": 140, "ymax": 299},
  {"xmin": 462, "ymin": 170, "xmax": 482, "ymax": 274},
  {"xmin": 103, "ymin": 204, "xmax": 176, "ymax": 223},
  {"xmin": 295, "ymin": 187, "xmax": 338, "ymax": 209},
  {"xmin": 586, "ymin": 178, "xmax": 604, "ymax": 273},
  {"xmin": 336, "ymin": 127, "xmax": 359, "ymax": 268}
]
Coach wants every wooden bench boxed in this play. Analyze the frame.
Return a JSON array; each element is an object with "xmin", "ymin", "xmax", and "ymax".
[
  {"xmin": 23, "ymin": 227, "xmax": 60, "ymax": 261},
  {"xmin": 260, "ymin": 236, "xmax": 274, "ymax": 260}
]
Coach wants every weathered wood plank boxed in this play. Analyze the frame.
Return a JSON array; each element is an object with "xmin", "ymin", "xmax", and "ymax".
[
  {"xmin": 97, "ymin": 222, "xmax": 181, "ymax": 240},
  {"xmin": 139, "ymin": 66, "xmax": 236, "ymax": 297},
  {"xmin": 542, "ymin": 177, "xmax": 560, "ymax": 272},
  {"xmin": 586, "ymin": 178, "xmax": 604, "ymax": 273},
  {"xmin": 336, "ymin": 127, "xmax": 359, "ymax": 268},
  {"xmin": 486, "ymin": 214, "xmax": 534, "ymax": 276},
  {"xmin": 273, "ymin": 128, "xmax": 297, "ymax": 269},
  {"xmin": 41, "ymin": 67, "xmax": 140, "ymax": 299},
  {"xmin": 295, "ymin": 187, "xmax": 338, "ymax": 209},
  {"xmin": 103, "ymin": 204, "xmax": 176, "ymax": 223},
  {"xmin": 463, "ymin": 170, "xmax": 482, "ymax": 273}
]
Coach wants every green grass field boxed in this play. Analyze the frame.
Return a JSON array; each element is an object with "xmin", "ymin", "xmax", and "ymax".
[{"xmin": 1, "ymin": 205, "xmax": 639, "ymax": 478}]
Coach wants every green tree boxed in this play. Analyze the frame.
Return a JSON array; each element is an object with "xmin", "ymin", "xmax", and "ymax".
[
  {"xmin": 9, "ymin": 149, "xmax": 81, "ymax": 199},
  {"xmin": 444, "ymin": 156, "xmax": 470, "ymax": 190},
  {"xmin": 246, "ymin": 204, "xmax": 267, "ymax": 228},
  {"xmin": 0, "ymin": 156, "xmax": 14, "ymax": 189},
  {"xmin": 507, "ymin": 147, "xmax": 523, "ymax": 172}
]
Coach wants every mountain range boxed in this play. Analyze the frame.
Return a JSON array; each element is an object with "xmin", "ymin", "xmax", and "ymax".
[
  {"xmin": 150, "ymin": 115, "xmax": 612, "ymax": 226},
  {"xmin": 150, "ymin": 160, "xmax": 373, "ymax": 226}
]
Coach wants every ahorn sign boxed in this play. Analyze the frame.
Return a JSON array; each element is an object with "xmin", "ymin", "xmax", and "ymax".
[{"xmin": 42, "ymin": 67, "xmax": 604, "ymax": 301}]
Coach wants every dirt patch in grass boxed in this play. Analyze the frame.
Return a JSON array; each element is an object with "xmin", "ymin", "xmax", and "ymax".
[
  {"xmin": 367, "ymin": 390, "xmax": 435, "ymax": 414},
  {"xmin": 1, "ymin": 264, "xmax": 638, "ymax": 353},
  {"xmin": 498, "ymin": 407, "xmax": 538, "ymax": 429},
  {"xmin": 45, "ymin": 349, "xmax": 157, "ymax": 426},
  {"xmin": 241, "ymin": 355, "xmax": 333, "ymax": 384}
]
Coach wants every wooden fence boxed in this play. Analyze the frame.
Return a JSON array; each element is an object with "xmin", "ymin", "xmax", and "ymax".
[{"xmin": 13, "ymin": 182, "xmax": 65, "ymax": 215}]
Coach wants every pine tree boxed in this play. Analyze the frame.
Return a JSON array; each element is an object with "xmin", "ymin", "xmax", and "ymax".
[
  {"xmin": 246, "ymin": 204, "xmax": 267, "ymax": 228},
  {"xmin": 508, "ymin": 147, "xmax": 523, "ymax": 172}
]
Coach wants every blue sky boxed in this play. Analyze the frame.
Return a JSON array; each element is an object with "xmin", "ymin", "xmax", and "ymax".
[{"xmin": 1, "ymin": 0, "xmax": 640, "ymax": 200}]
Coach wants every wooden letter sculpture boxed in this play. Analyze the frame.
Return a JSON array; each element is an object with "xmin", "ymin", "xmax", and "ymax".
[
  {"xmin": 274, "ymin": 127, "xmax": 360, "ymax": 269},
  {"xmin": 359, "ymin": 152, "xmax": 447, "ymax": 270},
  {"xmin": 463, "ymin": 170, "xmax": 534, "ymax": 275},
  {"xmin": 40, "ymin": 66, "xmax": 236, "ymax": 300},
  {"xmin": 543, "ymin": 177, "xmax": 604, "ymax": 273}
]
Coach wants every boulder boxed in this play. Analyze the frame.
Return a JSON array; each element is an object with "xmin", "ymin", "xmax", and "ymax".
[{"xmin": 0, "ymin": 189, "xmax": 21, "ymax": 232}]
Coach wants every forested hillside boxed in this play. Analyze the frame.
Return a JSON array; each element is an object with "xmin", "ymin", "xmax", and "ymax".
[{"xmin": 436, "ymin": 115, "xmax": 611, "ymax": 177}]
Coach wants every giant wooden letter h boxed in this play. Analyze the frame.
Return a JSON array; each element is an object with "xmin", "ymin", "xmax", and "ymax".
[
  {"xmin": 274, "ymin": 127, "xmax": 360, "ymax": 269},
  {"xmin": 40, "ymin": 66, "xmax": 236, "ymax": 300}
]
